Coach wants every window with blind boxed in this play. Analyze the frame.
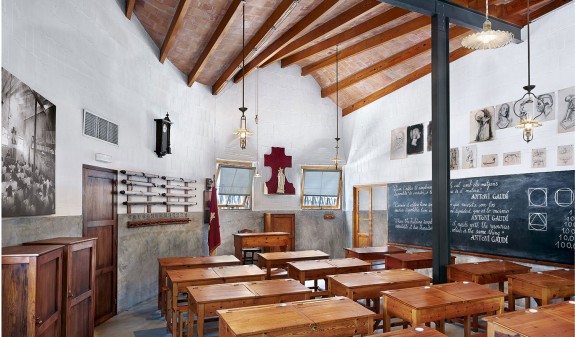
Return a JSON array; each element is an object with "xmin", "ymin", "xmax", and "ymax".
[
  {"xmin": 216, "ymin": 162, "xmax": 255, "ymax": 209},
  {"xmin": 300, "ymin": 166, "xmax": 342, "ymax": 209}
]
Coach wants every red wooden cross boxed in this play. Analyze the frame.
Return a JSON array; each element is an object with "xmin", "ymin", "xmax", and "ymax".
[{"xmin": 264, "ymin": 147, "xmax": 295, "ymax": 195}]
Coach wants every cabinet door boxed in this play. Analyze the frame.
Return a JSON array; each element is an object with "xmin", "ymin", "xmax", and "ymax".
[
  {"xmin": 2, "ymin": 261, "xmax": 31, "ymax": 337},
  {"xmin": 265, "ymin": 214, "xmax": 295, "ymax": 251},
  {"xmin": 66, "ymin": 242, "xmax": 95, "ymax": 337},
  {"xmin": 36, "ymin": 249, "xmax": 62, "ymax": 337}
]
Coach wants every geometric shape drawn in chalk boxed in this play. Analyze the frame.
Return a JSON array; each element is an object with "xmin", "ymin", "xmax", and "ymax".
[
  {"xmin": 528, "ymin": 212, "xmax": 547, "ymax": 231},
  {"xmin": 528, "ymin": 188, "xmax": 547, "ymax": 207},
  {"xmin": 555, "ymin": 188, "xmax": 574, "ymax": 207}
]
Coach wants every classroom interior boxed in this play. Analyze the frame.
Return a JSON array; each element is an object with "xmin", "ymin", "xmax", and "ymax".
[{"xmin": 2, "ymin": 0, "xmax": 574, "ymax": 337}]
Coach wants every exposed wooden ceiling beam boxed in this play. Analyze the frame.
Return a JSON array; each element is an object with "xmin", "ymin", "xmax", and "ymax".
[
  {"xmin": 187, "ymin": 0, "xmax": 241, "ymax": 86},
  {"xmin": 506, "ymin": 0, "xmax": 570, "ymax": 26},
  {"xmin": 260, "ymin": 0, "xmax": 382, "ymax": 68},
  {"xmin": 211, "ymin": 0, "xmax": 299, "ymax": 95},
  {"xmin": 160, "ymin": 0, "xmax": 192, "ymax": 64},
  {"xmin": 126, "ymin": 0, "xmax": 136, "ymax": 19},
  {"xmin": 301, "ymin": 15, "xmax": 430, "ymax": 76},
  {"xmin": 342, "ymin": 47, "xmax": 474, "ymax": 116},
  {"xmin": 281, "ymin": 7, "xmax": 410, "ymax": 68},
  {"xmin": 231, "ymin": 0, "xmax": 339, "ymax": 84},
  {"xmin": 321, "ymin": 26, "xmax": 468, "ymax": 97}
]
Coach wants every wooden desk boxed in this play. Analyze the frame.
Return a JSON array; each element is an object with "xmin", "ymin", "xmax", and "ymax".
[
  {"xmin": 258, "ymin": 250, "xmax": 329, "ymax": 279},
  {"xmin": 287, "ymin": 258, "xmax": 371, "ymax": 296},
  {"xmin": 329, "ymin": 269, "xmax": 431, "ymax": 316},
  {"xmin": 233, "ymin": 232, "xmax": 290, "ymax": 260},
  {"xmin": 366, "ymin": 326, "xmax": 448, "ymax": 337},
  {"xmin": 166, "ymin": 265, "xmax": 265, "ymax": 337},
  {"xmin": 447, "ymin": 260, "xmax": 531, "ymax": 291},
  {"xmin": 383, "ymin": 282, "xmax": 504, "ymax": 337},
  {"xmin": 158, "ymin": 255, "xmax": 240, "ymax": 314},
  {"xmin": 187, "ymin": 279, "xmax": 311, "ymax": 337},
  {"xmin": 538, "ymin": 300, "xmax": 575, "ymax": 322},
  {"xmin": 217, "ymin": 297, "xmax": 376, "ymax": 337},
  {"xmin": 508, "ymin": 270, "xmax": 575, "ymax": 310},
  {"xmin": 385, "ymin": 251, "xmax": 455, "ymax": 270},
  {"xmin": 344, "ymin": 246, "xmax": 406, "ymax": 261},
  {"xmin": 483, "ymin": 302, "xmax": 575, "ymax": 337}
]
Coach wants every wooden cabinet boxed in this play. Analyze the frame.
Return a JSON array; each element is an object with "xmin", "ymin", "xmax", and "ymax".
[
  {"xmin": 264, "ymin": 213, "xmax": 295, "ymax": 251},
  {"xmin": 2, "ymin": 244, "xmax": 64, "ymax": 337},
  {"xmin": 24, "ymin": 237, "xmax": 97, "ymax": 337}
]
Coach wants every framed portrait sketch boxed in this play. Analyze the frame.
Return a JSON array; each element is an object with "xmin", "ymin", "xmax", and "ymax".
[
  {"xmin": 462, "ymin": 145, "xmax": 477, "ymax": 169},
  {"xmin": 558, "ymin": 86, "xmax": 575, "ymax": 133},
  {"xmin": 470, "ymin": 107, "xmax": 495, "ymax": 142},
  {"xmin": 407, "ymin": 123, "xmax": 424, "ymax": 155},
  {"xmin": 390, "ymin": 127, "xmax": 407, "ymax": 160}
]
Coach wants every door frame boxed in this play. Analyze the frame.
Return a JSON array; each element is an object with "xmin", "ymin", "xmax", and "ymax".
[{"xmin": 82, "ymin": 164, "xmax": 118, "ymax": 325}]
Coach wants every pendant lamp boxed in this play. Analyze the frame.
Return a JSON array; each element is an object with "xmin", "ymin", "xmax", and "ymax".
[
  {"xmin": 254, "ymin": 67, "xmax": 261, "ymax": 177},
  {"xmin": 461, "ymin": 0, "xmax": 513, "ymax": 50},
  {"xmin": 514, "ymin": 0, "xmax": 543, "ymax": 143},
  {"xmin": 331, "ymin": 45, "xmax": 342, "ymax": 169},
  {"xmin": 233, "ymin": 0, "xmax": 252, "ymax": 149}
]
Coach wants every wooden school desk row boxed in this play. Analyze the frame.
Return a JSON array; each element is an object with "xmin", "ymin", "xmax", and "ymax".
[{"xmin": 508, "ymin": 268, "xmax": 574, "ymax": 310}]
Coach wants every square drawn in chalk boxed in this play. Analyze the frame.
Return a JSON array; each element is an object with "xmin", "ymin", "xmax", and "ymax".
[
  {"xmin": 528, "ymin": 213, "xmax": 547, "ymax": 231},
  {"xmin": 528, "ymin": 188, "xmax": 547, "ymax": 207},
  {"xmin": 555, "ymin": 188, "xmax": 574, "ymax": 207}
]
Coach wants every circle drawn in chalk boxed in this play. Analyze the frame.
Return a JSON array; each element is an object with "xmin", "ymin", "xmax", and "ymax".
[
  {"xmin": 555, "ymin": 188, "xmax": 574, "ymax": 207},
  {"xmin": 528, "ymin": 188, "xmax": 547, "ymax": 207}
]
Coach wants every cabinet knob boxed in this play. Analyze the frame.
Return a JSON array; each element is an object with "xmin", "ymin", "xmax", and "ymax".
[
  {"xmin": 68, "ymin": 290, "xmax": 75, "ymax": 298},
  {"xmin": 35, "ymin": 316, "xmax": 43, "ymax": 325}
]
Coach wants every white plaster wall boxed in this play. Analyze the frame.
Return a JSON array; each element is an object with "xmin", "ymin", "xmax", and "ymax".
[
  {"xmin": 2, "ymin": 0, "xmax": 216, "ymax": 216},
  {"xmin": 214, "ymin": 63, "xmax": 342, "ymax": 211},
  {"xmin": 343, "ymin": 3, "xmax": 575, "ymax": 211}
]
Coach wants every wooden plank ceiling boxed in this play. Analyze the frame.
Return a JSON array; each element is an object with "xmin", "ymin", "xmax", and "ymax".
[{"xmin": 125, "ymin": 0, "xmax": 569, "ymax": 116}]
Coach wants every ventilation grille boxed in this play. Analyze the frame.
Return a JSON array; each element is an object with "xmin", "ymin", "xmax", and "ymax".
[{"xmin": 83, "ymin": 110, "xmax": 118, "ymax": 145}]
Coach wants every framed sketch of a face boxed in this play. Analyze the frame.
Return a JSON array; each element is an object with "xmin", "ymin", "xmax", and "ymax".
[
  {"xmin": 495, "ymin": 101, "xmax": 518, "ymax": 129},
  {"xmin": 390, "ymin": 127, "xmax": 407, "ymax": 160},
  {"xmin": 462, "ymin": 145, "xmax": 477, "ymax": 169},
  {"xmin": 470, "ymin": 107, "xmax": 495, "ymax": 142},
  {"xmin": 407, "ymin": 123, "xmax": 424, "ymax": 155},
  {"xmin": 533, "ymin": 92, "xmax": 555, "ymax": 122},
  {"xmin": 558, "ymin": 86, "xmax": 575, "ymax": 133}
]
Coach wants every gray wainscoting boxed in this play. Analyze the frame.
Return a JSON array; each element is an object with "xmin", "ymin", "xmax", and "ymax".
[{"xmin": 2, "ymin": 215, "xmax": 82, "ymax": 246}]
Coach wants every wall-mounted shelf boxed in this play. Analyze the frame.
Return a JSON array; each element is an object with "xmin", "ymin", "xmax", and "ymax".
[{"xmin": 119, "ymin": 170, "xmax": 198, "ymax": 214}]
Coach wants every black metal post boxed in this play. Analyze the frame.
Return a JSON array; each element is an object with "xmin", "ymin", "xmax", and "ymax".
[{"xmin": 431, "ymin": 2, "xmax": 451, "ymax": 284}]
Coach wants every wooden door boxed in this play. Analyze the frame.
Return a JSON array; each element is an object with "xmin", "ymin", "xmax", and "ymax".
[
  {"xmin": 353, "ymin": 186, "xmax": 372, "ymax": 247},
  {"xmin": 82, "ymin": 165, "xmax": 117, "ymax": 326},
  {"xmin": 264, "ymin": 213, "xmax": 295, "ymax": 251},
  {"xmin": 66, "ymin": 240, "xmax": 96, "ymax": 337}
]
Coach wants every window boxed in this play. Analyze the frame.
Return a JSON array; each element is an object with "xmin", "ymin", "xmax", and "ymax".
[
  {"xmin": 300, "ymin": 166, "xmax": 342, "ymax": 209},
  {"xmin": 216, "ymin": 161, "xmax": 255, "ymax": 209}
]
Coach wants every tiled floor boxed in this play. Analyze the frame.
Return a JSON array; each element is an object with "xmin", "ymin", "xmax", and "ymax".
[{"xmin": 95, "ymin": 297, "xmax": 476, "ymax": 337}]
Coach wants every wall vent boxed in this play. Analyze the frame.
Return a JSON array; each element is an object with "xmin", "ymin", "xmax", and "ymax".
[{"xmin": 83, "ymin": 109, "xmax": 119, "ymax": 145}]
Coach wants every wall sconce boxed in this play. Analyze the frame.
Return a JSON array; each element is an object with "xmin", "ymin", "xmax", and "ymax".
[{"xmin": 154, "ymin": 113, "xmax": 172, "ymax": 157}]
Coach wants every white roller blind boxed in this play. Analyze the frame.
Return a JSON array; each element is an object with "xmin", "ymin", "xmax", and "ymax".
[
  {"xmin": 218, "ymin": 166, "xmax": 255, "ymax": 195},
  {"xmin": 303, "ymin": 170, "xmax": 341, "ymax": 197}
]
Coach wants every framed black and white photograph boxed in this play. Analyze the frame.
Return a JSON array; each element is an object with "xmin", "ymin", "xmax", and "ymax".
[
  {"xmin": 470, "ymin": 107, "xmax": 495, "ymax": 142},
  {"xmin": 495, "ymin": 101, "xmax": 518, "ymax": 129},
  {"xmin": 532, "ymin": 148, "xmax": 547, "ymax": 168},
  {"xmin": 450, "ymin": 147, "xmax": 459, "ymax": 170},
  {"xmin": 407, "ymin": 123, "xmax": 424, "ymax": 155},
  {"xmin": 481, "ymin": 154, "xmax": 498, "ymax": 167},
  {"xmin": 426, "ymin": 121, "xmax": 432, "ymax": 152},
  {"xmin": 390, "ymin": 127, "xmax": 407, "ymax": 160},
  {"xmin": 558, "ymin": 86, "xmax": 575, "ymax": 133},
  {"xmin": 534, "ymin": 92, "xmax": 555, "ymax": 122},
  {"xmin": 462, "ymin": 145, "xmax": 477, "ymax": 169},
  {"xmin": 503, "ymin": 151, "xmax": 521, "ymax": 166},
  {"xmin": 2, "ymin": 68, "xmax": 56, "ymax": 217},
  {"xmin": 557, "ymin": 145, "xmax": 574, "ymax": 166}
]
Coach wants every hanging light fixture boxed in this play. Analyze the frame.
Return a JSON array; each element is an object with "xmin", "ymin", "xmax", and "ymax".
[
  {"xmin": 233, "ymin": 0, "xmax": 252, "ymax": 149},
  {"xmin": 331, "ymin": 45, "xmax": 342, "ymax": 169},
  {"xmin": 514, "ymin": 0, "xmax": 543, "ymax": 143},
  {"xmin": 254, "ymin": 67, "xmax": 261, "ymax": 178},
  {"xmin": 461, "ymin": 0, "xmax": 513, "ymax": 50}
]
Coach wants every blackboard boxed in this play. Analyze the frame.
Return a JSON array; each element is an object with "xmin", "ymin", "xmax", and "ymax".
[{"xmin": 388, "ymin": 170, "xmax": 575, "ymax": 265}]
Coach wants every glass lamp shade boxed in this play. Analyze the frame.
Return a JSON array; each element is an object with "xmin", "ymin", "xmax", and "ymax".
[
  {"xmin": 461, "ymin": 20, "xmax": 513, "ymax": 50},
  {"xmin": 515, "ymin": 119, "xmax": 542, "ymax": 143},
  {"xmin": 233, "ymin": 113, "xmax": 252, "ymax": 150}
]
